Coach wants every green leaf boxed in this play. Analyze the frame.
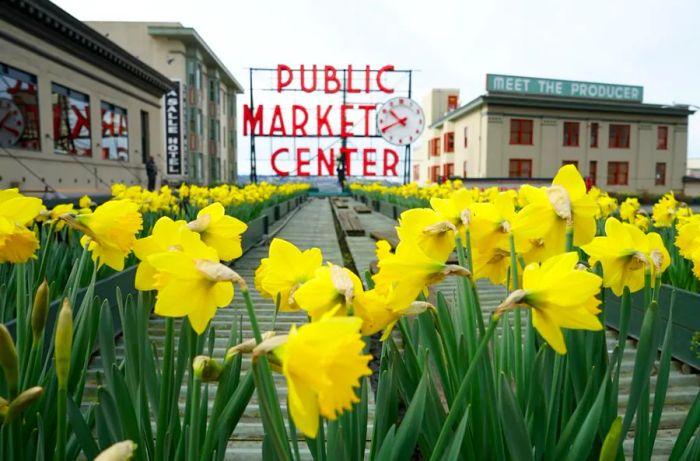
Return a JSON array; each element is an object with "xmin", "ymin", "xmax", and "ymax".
[
  {"xmin": 598, "ymin": 416, "xmax": 622, "ymax": 461},
  {"xmin": 669, "ymin": 391, "xmax": 700, "ymax": 460},
  {"xmin": 444, "ymin": 406, "xmax": 471, "ymax": 460},
  {"xmin": 67, "ymin": 396, "xmax": 99, "ymax": 459},
  {"xmin": 390, "ymin": 372, "xmax": 428, "ymax": 461},
  {"xmin": 649, "ymin": 292, "xmax": 675, "ymax": 449},
  {"xmin": 564, "ymin": 366, "xmax": 610, "ymax": 461},
  {"xmin": 498, "ymin": 373, "xmax": 533, "ymax": 461}
]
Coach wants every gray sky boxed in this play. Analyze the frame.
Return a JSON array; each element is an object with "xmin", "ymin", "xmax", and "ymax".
[{"xmin": 56, "ymin": 0, "xmax": 700, "ymax": 176}]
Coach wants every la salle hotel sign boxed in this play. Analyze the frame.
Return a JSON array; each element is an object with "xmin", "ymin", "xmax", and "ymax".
[
  {"xmin": 243, "ymin": 65, "xmax": 423, "ymax": 177},
  {"xmin": 487, "ymin": 74, "xmax": 644, "ymax": 102}
]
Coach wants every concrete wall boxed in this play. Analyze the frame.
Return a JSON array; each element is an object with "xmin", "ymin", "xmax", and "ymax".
[{"xmin": 0, "ymin": 19, "xmax": 164, "ymax": 195}]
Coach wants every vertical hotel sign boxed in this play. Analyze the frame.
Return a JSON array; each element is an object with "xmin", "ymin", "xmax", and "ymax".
[{"xmin": 164, "ymin": 80, "xmax": 183, "ymax": 175}]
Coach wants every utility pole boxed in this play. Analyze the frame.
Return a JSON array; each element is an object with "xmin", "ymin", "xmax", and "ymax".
[
  {"xmin": 249, "ymin": 68, "xmax": 257, "ymax": 183},
  {"xmin": 336, "ymin": 69, "xmax": 348, "ymax": 191}
]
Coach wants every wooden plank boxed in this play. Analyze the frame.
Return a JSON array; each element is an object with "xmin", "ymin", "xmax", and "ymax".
[
  {"xmin": 369, "ymin": 230, "xmax": 399, "ymax": 249},
  {"xmin": 337, "ymin": 210, "xmax": 365, "ymax": 236},
  {"xmin": 353, "ymin": 205, "xmax": 372, "ymax": 214}
]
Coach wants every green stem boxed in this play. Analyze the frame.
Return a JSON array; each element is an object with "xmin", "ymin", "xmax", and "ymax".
[
  {"xmin": 430, "ymin": 315, "xmax": 500, "ymax": 460},
  {"xmin": 188, "ymin": 376, "xmax": 202, "ymax": 461},
  {"xmin": 242, "ymin": 286, "xmax": 263, "ymax": 344},
  {"xmin": 509, "ymin": 234, "xmax": 524, "ymax": 404},
  {"xmin": 155, "ymin": 317, "xmax": 174, "ymax": 461},
  {"xmin": 15, "ymin": 263, "xmax": 27, "ymax": 384},
  {"xmin": 55, "ymin": 387, "xmax": 67, "ymax": 461},
  {"xmin": 565, "ymin": 226, "xmax": 574, "ymax": 252}
]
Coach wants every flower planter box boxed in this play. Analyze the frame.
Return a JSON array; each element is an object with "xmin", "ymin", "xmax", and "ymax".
[
  {"xmin": 604, "ymin": 285, "xmax": 700, "ymax": 370},
  {"xmin": 394, "ymin": 205, "xmax": 410, "ymax": 220},
  {"xmin": 377, "ymin": 200, "xmax": 394, "ymax": 219},
  {"xmin": 242, "ymin": 215, "xmax": 269, "ymax": 253}
]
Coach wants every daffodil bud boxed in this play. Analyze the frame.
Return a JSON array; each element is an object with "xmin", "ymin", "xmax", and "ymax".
[
  {"xmin": 496, "ymin": 289, "xmax": 527, "ymax": 315},
  {"xmin": 54, "ymin": 299, "xmax": 73, "ymax": 389},
  {"xmin": 95, "ymin": 440, "xmax": 138, "ymax": 461},
  {"xmin": 228, "ymin": 331, "xmax": 276, "ymax": 356},
  {"xmin": 0, "ymin": 396, "xmax": 8, "ymax": 423},
  {"xmin": 31, "ymin": 279, "xmax": 49, "ymax": 345},
  {"xmin": 330, "ymin": 265, "xmax": 354, "ymax": 305},
  {"xmin": 546, "ymin": 185, "xmax": 573, "ymax": 222},
  {"xmin": 423, "ymin": 221, "xmax": 457, "ymax": 235},
  {"xmin": 192, "ymin": 356, "xmax": 222, "ymax": 383},
  {"xmin": 4, "ymin": 386, "xmax": 43, "ymax": 424},
  {"xmin": 0, "ymin": 325, "xmax": 19, "ymax": 393},
  {"xmin": 252, "ymin": 335, "xmax": 289, "ymax": 363}
]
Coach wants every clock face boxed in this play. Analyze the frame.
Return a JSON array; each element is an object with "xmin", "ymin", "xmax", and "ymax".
[
  {"xmin": 376, "ymin": 97, "xmax": 425, "ymax": 146},
  {"xmin": 0, "ymin": 99, "xmax": 25, "ymax": 148}
]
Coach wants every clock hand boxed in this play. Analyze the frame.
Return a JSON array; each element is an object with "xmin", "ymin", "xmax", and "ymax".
[
  {"xmin": 381, "ymin": 117, "xmax": 408, "ymax": 133},
  {"xmin": 0, "ymin": 111, "xmax": 11, "ymax": 129},
  {"xmin": 389, "ymin": 110, "xmax": 407, "ymax": 126}
]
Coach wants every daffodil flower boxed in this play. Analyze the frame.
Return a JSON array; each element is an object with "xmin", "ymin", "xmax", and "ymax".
[
  {"xmin": 512, "ymin": 165, "xmax": 598, "ymax": 255},
  {"xmin": 294, "ymin": 264, "xmax": 364, "ymax": 320},
  {"xmin": 496, "ymin": 252, "xmax": 603, "ymax": 354},
  {"xmin": 620, "ymin": 197, "xmax": 640, "ymax": 223},
  {"xmin": 254, "ymin": 315, "xmax": 372, "ymax": 438},
  {"xmin": 61, "ymin": 200, "xmax": 143, "ymax": 271},
  {"xmin": 652, "ymin": 192, "xmax": 678, "ymax": 227},
  {"xmin": 396, "ymin": 208, "xmax": 457, "ymax": 262},
  {"xmin": 0, "ymin": 190, "xmax": 44, "ymax": 263},
  {"xmin": 133, "ymin": 216, "xmax": 189, "ymax": 290},
  {"xmin": 187, "ymin": 202, "xmax": 248, "ymax": 261},
  {"xmin": 429, "ymin": 187, "xmax": 475, "ymax": 240},
  {"xmin": 581, "ymin": 217, "xmax": 670, "ymax": 296},
  {"xmin": 254, "ymin": 238, "xmax": 323, "ymax": 312}
]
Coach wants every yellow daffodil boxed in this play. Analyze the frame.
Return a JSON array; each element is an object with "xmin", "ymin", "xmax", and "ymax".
[
  {"xmin": 0, "ymin": 190, "xmax": 44, "ymax": 263},
  {"xmin": 148, "ymin": 229, "xmax": 241, "ymax": 334},
  {"xmin": 262, "ymin": 315, "xmax": 372, "ymax": 438},
  {"xmin": 187, "ymin": 202, "xmax": 247, "ymax": 261},
  {"xmin": 497, "ymin": 252, "xmax": 603, "ymax": 354},
  {"xmin": 62, "ymin": 200, "xmax": 143, "ymax": 271},
  {"xmin": 676, "ymin": 215, "xmax": 700, "ymax": 260},
  {"xmin": 133, "ymin": 216, "xmax": 189, "ymax": 290},
  {"xmin": 429, "ymin": 188, "xmax": 474, "ymax": 240},
  {"xmin": 354, "ymin": 282, "xmax": 430, "ymax": 339},
  {"xmin": 620, "ymin": 197, "xmax": 640, "ymax": 222},
  {"xmin": 395, "ymin": 208, "xmax": 456, "ymax": 262},
  {"xmin": 512, "ymin": 165, "xmax": 598, "ymax": 255},
  {"xmin": 373, "ymin": 240, "xmax": 470, "ymax": 295},
  {"xmin": 582, "ymin": 218, "xmax": 670, "ymax": 296},
  {"xmin": 652, "ymin": 192, "xmax": 679, "ymax": 227},
  {"xmin": 79, "ymin": 195, "xmax": 93, "ymax": 210},
  {"xmin": 470, "ymin": 192, "xmax": 529, "ymax": 254},
  {"xmin": 293, "ymin": 264, "xmax": 364, "ymax": 320},
  {"xmin": 37, "ymin": 203, "xmax": 75, "ymax": 231},
  {"xmin": 471, "ymin": 246, "xmax": 511, "ymax": 285},
  {"xmin": 254, "ymin": 238, "xmax": 323, "ymax": 312}
]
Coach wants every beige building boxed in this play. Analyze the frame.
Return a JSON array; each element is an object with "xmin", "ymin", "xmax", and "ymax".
[
  {"xmin": 0, "ymin": 1, "xmax": 173, "ymax": 196},
  {"xmin": 88, "ymin": 22, "xmax": 244, "ymax": 185},
  {"xmin": 414, "ymin": 75, "xmax": 694, "ymax": 195}
]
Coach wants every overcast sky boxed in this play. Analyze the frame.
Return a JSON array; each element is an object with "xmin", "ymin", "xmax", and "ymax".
[{"xmin": 56, "ymin": 0, "xmax": 700, "ymax": 176}]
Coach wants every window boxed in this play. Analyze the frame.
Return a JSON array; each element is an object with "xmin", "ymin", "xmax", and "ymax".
[
  {"xmin": 462, "ymin": 160, "xmax": 467, "ymax": 177},
  {"xmin": 655, "ymin": 162, "xmax": 666, "ymax": 185},
  {"xmin": 590, "ymin": 122, "xmax": 599, "ymax": 148},
  {"xmin": 463, "ymin": 126, "xmax": 468, "ymax": 148},
  {"xmin": 428, "ymin": 137, "xmax": 441, "ymax": 156},
  {"xmin": 657, "ymin": 126, "xmax": 668, "ymax": 150},
  {"xmin": 0, "ymin": 62, "xmax": 40, "ymax": 150},
  {"xmin": 52, "ymin": 83, "xmax": 91, "ymax": 156},
  {"xmin": 101, "ymin": 101, "xmax": 128, "ymax": 161},
  {"xmin": 609, "ymin": 124, "xmax": 630, "ymax": 148},
  {"xmin": 607, "ymin": 161, "xmax": 629, "ymax": 185},
  {"xmin": 444, "ymin": 132, "xmax": 455, "ymax": 153},
  {"xmin": 562, "ymin": 160, "xmax": 578, "ymax": 168},
  {"xmin": 589, "ymin": 160, "xmax": 597, "ymax": 186},
  {"xmin": 443, "ymin": 163, "xmax": 454, "ymax": 178},
  {"xmin": 447, "ymin": 95, "xmax": 458, "ymax": 111},
  {"xmin": 510, "ymin": 119, "xmax": 533, "ymax": 145},
  {"xmin": 430, "ymin": 165, "xmax": 440, "ymax": 182},
  {"xmin": 509, "ymin": 159, "xmax": 532, "ymax": 178},
  {"xmin": 413, "ymin": 164, "xmax": 419, "ymax": 181},
  {"xmin": 563, "ymin": 122, "xmax": 580, "ymax": 147},
  {"xmin": 140, "ymin": 110, "xmax": 149, "ymax": 164}
]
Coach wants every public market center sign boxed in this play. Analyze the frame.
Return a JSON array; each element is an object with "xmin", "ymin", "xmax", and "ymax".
[{"xmin": 486, "ymin": 74, "xmax": 643, "ymax": 102}]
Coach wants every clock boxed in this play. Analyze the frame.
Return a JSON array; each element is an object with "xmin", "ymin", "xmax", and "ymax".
[
  {"xmin": 376, "ymin": 97, "xmax": 425, "ymax": 146},
  {"xmin": 0, "ymin": 98, "xmax": 25, "ymax": 148}
]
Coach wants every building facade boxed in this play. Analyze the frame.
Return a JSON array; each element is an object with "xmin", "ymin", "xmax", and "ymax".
[
  {"xmin": 0, "ymin": 0, "xmax": 173, "ymax": 196},
  {"xmin": 414, "ymin": 75, "xmax": 694, "ymax": 194},
  {"xmin": 87, "ymin": 22, "xmax": 244, "ymax": 185}
]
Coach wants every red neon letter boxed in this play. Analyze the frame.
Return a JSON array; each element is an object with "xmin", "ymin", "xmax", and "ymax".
[
  {"xmin": 291, "ymin": 105, "xmax": 309, "ymax": 136},
  {"xmin": 364, "ymin": 65, "xmax": 371, "ymax": 93},
  {"xmin": 363, "ymin": 148, "xmax": 377, "ymax": 176},
  {"xmin": 340, "ymin": 104, "xmax": 354, "ymax": 137},
  {"xmin": 383, "ymin": 148, "xmax": 399, "ymax": 176},
  {"xmin": 324, "ymin": 65, "xmax": 340, "ymax": 94},
  {"xmin": 242, "ymin": 104, "xmax": 264, "ymax": 136},
  {"xmin": 346, "ymin": 64, "xmax": 361, "ymax": 93},
  {"xmin": 316, "ymin": 105, "xmax": 334, "ymax": 136},
  {"xmin": 297, "ymin": 147, "xmax": 311, "ymax": 176},
  {"xmin": 271, "ymin": 148, "xmax": 290, "ymax": 176},
  {"xmin": 340, "ymin": 147, "xmax": 357, "ymax": 176},
  {"xmin": 269, "ymin": 105, "xmax": 287, "ymax": 136},
  {"xmin": 300, "ymin": 64, "xmax": 317, "ymax": 93},
  {"xmin": 376, "ymin": 65, "xmax": 395, "ymax": 94},
  {"xmin": 317, "ymin": 147, "xmax": 335, "ymax": 176},
  {"xmin": 277, "ymin": 65, "xmax": 293, "ymax": 92},
  {"xmin": 357, "ymin": 104, "xmax": 376, "ymax": 136}
]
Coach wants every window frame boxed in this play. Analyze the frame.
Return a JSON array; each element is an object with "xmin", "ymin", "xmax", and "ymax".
[
  {"xmin": 443, "ymin": 131, "xmax": 455, "ymax": 153},
  {"xmin": 607, "ymin": 161, "xmax": 629, "ymax": 186},
  {"xmin": 609, "ymin": 124, "xmax": 631, "ymax": 149},
  {"xmin": 509, "ymin": 119, "xmax": 534, "ymax": 145},
  {"xmin": 508, "ymin": 158, "xmax": 533, "ymax": 178},
  {"xmin": 590, "ymin": 122, "xmax": 599, "ymax": 148},
  {"xmin": 657, "ymin": 126, "xmax": 668, "ymax": 150},
  {"xmin": 463, "ymin": 126, "xmax": 468, "ymax": 148},
  {"xmin": 655, "ymin": 162, "xmax": 666, "ymax": 186},
  {"xmin": 563, "ymin": 122, "xmax": 580, "ymax": 147},
  {"xmin": 589, "ymin": 160, "xmax": 597, "ymax": 186}
]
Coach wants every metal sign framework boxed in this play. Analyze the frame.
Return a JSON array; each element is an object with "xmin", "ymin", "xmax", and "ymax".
[{"xmin": 247, "ymin": 66, "xmax": 414, "ymax": 184}]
